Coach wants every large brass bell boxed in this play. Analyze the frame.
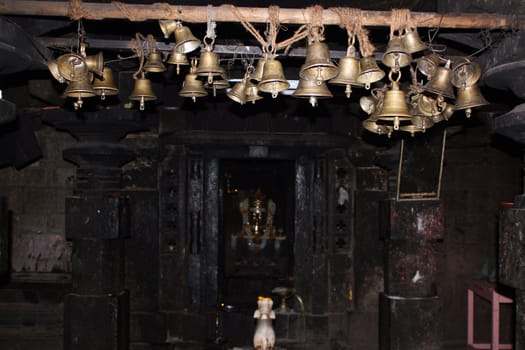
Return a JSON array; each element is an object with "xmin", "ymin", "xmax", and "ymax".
[
  {"xmin": 423, "ymin": 60, "xmax": 455, "ymax": 99},
  {"xmin": 179, "ymin": 72, "xmax": 208, "ymax": 102},
  {"xmin": 402, "ymin": 28, "xmax": 427, "ymax": 54},
  {"xmin": 357, "ymin": 56, "xmax": 385, "ymax": 89},
  {"xmin": 144, "ymin": 51, "xmax": 167, "ymax": 73},
  {"xmin": 166, "ymin": 48, "xmax": 189, "ymax": 75},
  {"xmin": 292, "ymin": 78, "xmax": 333, "ymax": 107},
  {"xmin": 63, "ymin": 76, "xmax": 96, "ymax": 110},
  {"xmin": 93, "ymin": 67, "xmax": 119, "ymax": 100},
  {"xmin": 85, "ymin": 52, "xmax": 104, "ymax": 76},
  {"xmin": 455, "ymin": 84, "xmax": 488, "ymax": 118},
  {"xmin": 250, "ymin": 57, "xmax": 266, "ymax": 83},
  {"xmin": 329, "ymin": 46, "xmax": 363, "ymax": 98},
  {"xmin": 417, "ymin": 53, "xmax": 441, "ymax": 79},
  {"xmin": 258, "ymin": 57, "xmax": 290, "ymax": 98},
  {"xmin": 129, "ymin": 75, "xmax": 157, "ymax": 110},
  {"xmin": 381, "ymin": 36, "xmax": 412, "ymax": 70},
  {"xmin": 245, "ymin": 81, "xmax": 264, "ymax": 104},
  {"xmin": 227, "ymin": 80, "xmax": 247, "ymax": 105},
  {"xmin": 299, "ymin": 41, "xmax": 338, "ymax": 82},
  {"xmin": 48, "ymin": 60, "xmax": 66, "ymax": 83},
  {"xmin": 173, "ymin": 22, "xmax": 201, "ymax": 54},
  {"xmin": 195, "ymin": 50, "xmax": 224, "ymax": 84},
  {"xmin": 451, "ymin": 58, "xmax": 481, "ymax": 89},
  {"xmin": 377, "ymin": 81, "xmax": 412, "ymax": 130},
  {"xmin": 56, "ymin": 53, "xmax": 89, "ymax": 82}
]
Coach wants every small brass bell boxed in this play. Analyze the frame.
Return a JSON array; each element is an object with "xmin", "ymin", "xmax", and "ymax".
[
  {"xmin": 93, "ymin": 67, "xmax": 119, "ymax": 100},
  {"xmin": 144, "ymin": 51, "xmax": 167, "ymax": 73},
  {"xmin": 166, "ymin": 48, "xmax": 189, "ymax": 75},
  {"xmin": 414, "ymin": 94, "xmax": 439, "ymax": 117},
  {"xmin": 85, "ymin": 52, "xmax": 104, "ymax": 76},
  {"xmin": 227, "ymin": 81, "xmax": 247, "ymax": 105},
  {"xmin": 417, "ymin": 53, "xmax": 441, "ymax": 79},
  {"xmin": 423, "ymin": 60, "xmax": 455, "ymax": 100},
  {"xmin": 440, "ymin": 103, "xmax": 456, "ymax": 121},
  {"xmin": 402, "ymin": 28, "xmax": 427, "ymax": 54},
  {"xmin": 48, "ymin": 60, "xmax": 66, "ymax": 83},
  {"xmin": 63, "ymin": 76, "xmax": 96, "ymax": 110},
  {"xmin": 292, "ymin": 78, "xmax": 333, "ymax": 107},
  {"xmin": 173, "ymin": 23, "xmax": 202, "ymax": 54},
  {"xmin": 360, "ymin": 96, "xmax": 378, "ymax": 115},
  {"xmin": 299, "ymin": 41, "xmax": 338, "ymax": 82},
  {"xmin": 258, "ymin": 57, "xmax": 290, "ymax": 98},
  {"xmin": 451, "ymin": 59, "xmax": 481, "ymax": 89},
  {"xmin": 179, "ymin": 72, "xmax": 208, "ymax": 102},
  {"xmin": 250, "ymin": 57, "xmax": 266, "ymax": 83},
  {"xmin": 455, "ymin": 84, "xmax": 488, "ymax": 118},
  {"xmin": 195, "ymin": 50, "xmax": 224, "ymax": 84},
  {"xmin": 357, "ymin": 56, "xmax": 385, "ymax": 89},
  {"xmin": 381, "ymin": 36, "xmax": 412, "ymax": 70},
  {"xmin": 245, "ymin": 81, "xmax": 264, "ymax": 104},
  {"xmin": 377, "ymin": 81, "xmax": 412, "ymax": 130},
  {"xmin": 56, "ymin": 53, "xmax": 89, "ymax": 82},
  {"xmin": 362, "ymin": 118, "xmax": 393, "ymax": 137},
  {"xmin": 129, "ymin": 75, "xmax": 157, "ymax": 110},
  {"xmin": 159, "ymin": 20, "xmax": 178, "ymax": 39},
  {"xmin": 329, "ymin": 46, "xmax": 363, "ymax": 98}
]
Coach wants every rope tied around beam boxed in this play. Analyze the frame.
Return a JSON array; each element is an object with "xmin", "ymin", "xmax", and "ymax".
[
  {"xmin": 132, "ymin": 32, "xmax": 146, "ymax": 79},
  {"xmin": 390, "ymin": 8, "xmax": 411, "ymax": 38},
  {"xmin": 332, "ymin": 7, "xmax": 375, "ymax": 58},
  {"xmin": 228, "ymin": 4, "xmax": 267, "ymax": 48},
  {"xmin": 113, "ymin": 1, "xmax": 148, "ymax": 22}
]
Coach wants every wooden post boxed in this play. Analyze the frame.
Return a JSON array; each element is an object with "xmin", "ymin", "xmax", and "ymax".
[{"xmin": 0, "ymin": 0, "xmax": 521, "ymax": 29}]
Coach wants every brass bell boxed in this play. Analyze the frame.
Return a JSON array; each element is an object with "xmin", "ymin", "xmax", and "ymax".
[
  {"xmin": 56, "ymin": 53, "xmax": 89, "ymax": 82},
  {"xmin": 63, "ymin": 76, "xmax": 96, "ymax": 110},
  {"xmin": 357, "ymin": 56, "xmax": 385, "ymax": 89},
  {"xmin": 423, "ymin": 60, "xmax": 455, "ymax": 100},
  {"xmin": 299, "ymin": 41, "xmax": 338, "ymax": 82},
  {"xmin": 205, "ymin": 76, "xmax": 229, "ymax": 97},
  {"xmin": 179, "ymin": 72, "xmax": 208, "ymax": 102},
  {"xmin": 292, "ymin": 78, "xmax": 333, "ymax": 107},
  {"xmin": 258, "ymin": 57, "xmax": 290, "ymax": 98},
  {"xmin": 245, "ymin": 81, "xmax": 264, "ymax": 104},
  {"xmin": 195, "ymin": 50, "xmax": 224, "ymax": 84},
  {"xmin": 48, "ymin": 60, "xmax": 66, "ymax": 83},
  {"xmin": 250, "ymin": 57, "xmax": 266, "ymax": 83},
  {"xmin": 166, "ymin": 48, "xmax": 189, "ymax": 75},
  {"xmin": 144, "ymin": 51, "xmax": 166, "ymax": 73},
  {"xmin": 93, "ymin": 67, "xmax": 119, "ymax": 100},
  {"xmin": 362, "ymin": 118, "xmax": 393, "ymax": 137},
  {"xmin": 399, "ymin": 124, "xmax": 425, "ymax": 137},
  {"xmin": 417, "ymin": 53, "xmax": 441, "ymax": 79},
  {"xmin": 413, "ymin": 93, "xmax": 439, "ymax": 117},
  {"xmin": 402, "ymin": 28, "xmax": 427, "ymax": 54},
  {"xmin": 85, "ymin": 52, "xmax": 104, "ymax": 76},
  {"xmin": 455, "ymin": 84, "xmax": 488, "ymax": 118},
  {"xmin": 159, "ymin": 20, "xmax": 177, "ymax": 39},
  {"xmin": 227, "ymin": 81, "xmax": 247, "ymax": 105},
  {"xmin": 129, "ymin": 76, "xmax": 157, "ymax": 110},
  {"xmin": 440, "ymin": 103, "xmax": 456, "ymax": 121},
  {"xmin": 410, "ymin": 115, "xmax": 434, "ymax": 130},
  {"xmin": 173, "ymin": 23, "xmax": 201, "ymax": 54},
  {"xmin": 381, "ymin": 36, "xmax": 412, "ymax": 70},
  {"xmin": 329, "ymin": 46, "xmax": 363, "ymax": 98},
  {"xmin": 451, "ymin": 59, "xmax": 482, "ymax": 88},
  {"xmin": 377, "ymin": 81, "xmax": 412, "ymax": 130},
  {"xmin": 360, "ymin": 96, "xmax": 378, "ymax": 115}
]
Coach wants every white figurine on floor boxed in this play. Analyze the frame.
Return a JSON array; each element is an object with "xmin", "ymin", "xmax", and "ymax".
[{"xmin": 253, "ymin": 297, "xmax": 276, "ymax": 350}]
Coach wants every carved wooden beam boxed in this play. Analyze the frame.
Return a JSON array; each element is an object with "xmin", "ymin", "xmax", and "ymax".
[{"xmin": 0, "ymin": 0, "xmax": 520, "ymax": 29}]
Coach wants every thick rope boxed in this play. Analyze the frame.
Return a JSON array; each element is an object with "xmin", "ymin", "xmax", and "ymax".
[
  {"xmin": 266, "ymin": 5, "xmax": 280, "ymax": 52},
  {"xmin": 306, "ymin": 5, "xmax": 325, "ymax": 43},
  {"xmin": 228, "ymin": 5, "xmax": 267, "ymax": 48},
  {"xmin": 113, "ymin": 1, "xmax": 147, "ymax": 22},
  {"xmin": 132, "ymin": 32, "xmax": 146, "ymax": 79}
]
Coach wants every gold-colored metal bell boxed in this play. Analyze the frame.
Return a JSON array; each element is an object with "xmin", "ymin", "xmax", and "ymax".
[
  {"xmin": 416, "ymin": 53, "xmax": 441, "ymax": 79},
  {"xmin": 292, "ymin": 78, "xmax": 333, "ymax": 107},
  {"xmin": 92, "ymin": 67, "xmax": 119, "ymax": 100},
  {"xmin": 402, "ymin": 28, "xmax": 427, "ymax": 54},
  {"xmin": 144, "ymin": 51, "xmax": 167, "ymax": 73},
  {"xmin": 48, "ymin": 60, "xmax": 66, "ymax": 83},
  {"xmin": 63, "ymin": 76, "xmax": 96, "ymax": 110},
  {"xmin": 381, "ymin": 36, "xmax": 412, "ymax": 70},
  {"xmin": 454, "ymin": 84, "xmax": 488, "ymax": 118},
  {"xmin": 357, "ymin": 56, "xmax": 385, "ymax": 89},
  {"xmin": 410, "ymin": 115, "xmax": 434, "ymax": 130},
  {"xmin": 129, "ymin": 75, "xmax": 157, "ymax": 110},
  {"xmin": 159, "ymin": 20, "xmax": 178, "ymax": 39},
  {"xmin": 204, "ymin": 76, "xmax": 229, "ymax": 97},
  {"xmin": 56, "ymin": 53, "xmax": 89, "ymax": 82},
  {"xmin": 250, "ymin": 57, "xmax": 266, "ymax": 83},
  {"xmin": 299, "ymin": 41, "xmax": 338, "ymax": 82},
  {"xmin": 451, "ymin": 59, "xmax": 482, "ymax": 88},
  {"xmin": 195, "ymin": 50, "xmax": 224, "ymax": 84},
  {"xmin": 399, "ymin": 123, "xmax": 425, "ymax": 137},
  {"xmin": 166, "ymin": 48, "xmax": 189, "ymax": 75},
  {"xmin": 173, "ymin": 22, "xmax": 202, "ymax": 54},
  {"xmin": 85, "ymin": 52, "xmax": 104, "ymax": 76},
  {"xmin": 362, "ymin": 118, "xmax": 393, "ymax": 137},
  {"xmin": 227, "ymin": 81, "xmax": 247, "ymax": 105},
  {"xmin": 245, "ymin": 81, "xmax": 264, "ymax": 104},
  {"xmin": 360, "ymin": 95, "xmax": 378, "ymax": 115},
  {"xmin": 377, "ymin": 81, "xmax": 412, "ymax": 130},
  {"xmin": 179, "ymin": 72, "xmax": 208, "ymax": 102},
  {"xmin": 257, "ymin": 57, "xmax": 290, "ymax": 98},
  {"xmin": 413, "ymin": 93, "xmax": 439, "ymax": 117},
  {"xmin": 329, "ymin": 46, "xmax": 363, "ymax": 98},
  {"xmin": 423, "ymin": 60, "xmax": 455, "ymax": 100}
]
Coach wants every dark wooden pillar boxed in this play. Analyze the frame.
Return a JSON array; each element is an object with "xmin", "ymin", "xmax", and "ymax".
[
  {"xmin": 44, "ymin": 109, "xmax": 143, "ymax": 350},
  {"xmin": 380, "ymin": 199, "xmax": 444, "ymax": 350}
]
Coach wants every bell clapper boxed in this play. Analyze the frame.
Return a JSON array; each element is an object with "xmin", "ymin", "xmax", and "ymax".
[
  {"xmin": 393, "ymin": 116, "xmax": 400, "ymax": 130},
  {"xmin": 192, "ymin": 96, "xmax": 197, "ymax": 103},
  {"xmin": 73, "ymin": 97, "xmax": 83, "ymax": 110},
  {"xmin": 465, "ymin": 108, "xmax": 472, "ymax": 118},
  {"xmin": 139, "ymin": 96, "xmax": 145, "ymax": 111},
  {"xmin": 309, "ymin": 96, "xmax": 318, "ymax": 107},
  {"xmin": 344, "ymin": 84, "xmax": 352, "ymax": 98},
  {"xmin": 176, "ymin": 65, "xmax": 180, "ymax": 75},
  {"xmin": 100, "ymin": 90, "xmax": 106, "ymax": 100},
  {"xmin": 271, "ymin": 85, "xmax": 278, "ymax": 99}
]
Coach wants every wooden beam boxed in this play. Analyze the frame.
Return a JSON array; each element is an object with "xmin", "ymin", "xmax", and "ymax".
[{"xmin": 0, "ymin": 0, "xmax": 520, "ymax": 29}]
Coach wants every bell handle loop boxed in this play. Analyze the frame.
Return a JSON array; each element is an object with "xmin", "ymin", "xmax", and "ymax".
[
  {"xmin": 388, "ymin": 69, "xmax": 402, "ymax": 83},
  {"xmin": 346, "ymin": 44, "xmax": 356, "ymax": 57},
  {"xmin": 347, "ymin": 35, "xmax": 356, "ymax": 48},
  {"xmin": 203, "ymin": 36, "xmax": 215, "ymax": 51},
  {"xmin": 265, "ymin": 44, "xmax": 276, "ymax": 55}
]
